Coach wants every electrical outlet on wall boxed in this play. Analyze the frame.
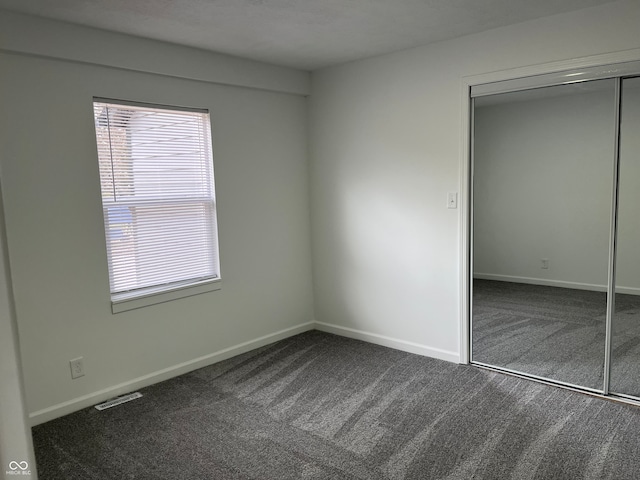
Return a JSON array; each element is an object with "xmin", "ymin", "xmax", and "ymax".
[
  {"xmin": 70, "ymin": 357, "xmax": 85, "ymax": 379},
  {"xmin": 541, "ymin": 258, "xmax": 549, "ymax": 269}
]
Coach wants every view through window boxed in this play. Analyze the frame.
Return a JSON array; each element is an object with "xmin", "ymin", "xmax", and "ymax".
[{"xmin": 93, "ymin": 99, "xmax": 220, "ymax": 305}]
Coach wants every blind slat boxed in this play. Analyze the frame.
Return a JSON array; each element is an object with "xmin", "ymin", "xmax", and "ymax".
[{"xmin": 94, "ymin": 100, "xmax": 220, "ymax": 297}]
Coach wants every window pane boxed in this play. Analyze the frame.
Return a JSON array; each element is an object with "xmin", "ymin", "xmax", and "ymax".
[{"xmin": 93, "ymin": 100, "xmax": 220, "ymax": 298}]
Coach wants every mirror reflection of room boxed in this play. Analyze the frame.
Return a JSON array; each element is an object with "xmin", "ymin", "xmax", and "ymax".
[
  {"xmin": 611, "ymin": 77, "xmax": 640, "ymax": 398},
  {"xmin": 471, "ymin": 80, "xmax": 617, "ymax": 391}
]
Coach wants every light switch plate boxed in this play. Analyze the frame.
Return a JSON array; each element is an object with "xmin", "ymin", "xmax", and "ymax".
[{"xmin": 448, "ymin": 192, "xmax": 458, "ymax": 209}]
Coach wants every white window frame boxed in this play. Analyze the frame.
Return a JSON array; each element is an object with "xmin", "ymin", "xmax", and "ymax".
[{"xmin": 93, "ymin": 98, "xmax": 221, "ymax": 313}]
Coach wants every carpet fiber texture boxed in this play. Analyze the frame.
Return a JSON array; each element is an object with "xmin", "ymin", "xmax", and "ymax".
[
  {"xmin": 33, "ymin": 331, "xmax": 640, "ymax": 479},
  {"xmin": 473, "ymin": 279, "xmax": 640, "ymax": 395}
]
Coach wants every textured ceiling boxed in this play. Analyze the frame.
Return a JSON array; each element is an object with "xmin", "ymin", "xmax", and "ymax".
[{"xmin": 0, "ymin": 0, "xmax": 618, "ymax": 70}]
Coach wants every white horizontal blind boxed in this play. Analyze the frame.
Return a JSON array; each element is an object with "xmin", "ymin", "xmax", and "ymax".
[{"xmin": 93, "ymin": 100, "xmax": 219, "ymax": 299}]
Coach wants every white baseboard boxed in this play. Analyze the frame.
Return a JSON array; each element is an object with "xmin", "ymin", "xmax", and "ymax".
[
  {"xmin": 473, "ymin": 273, "xmax": 640, "ymax": 296},
  {"xmin": 29, "ymin": 321, "xmax": 315, "ymax": 426},
  {"xmin": 314, "ymin": 321, "xmax": 460, "ymax": 363},
  {"xmin": 30, "ymin": 320, "xmax": 464, "ymax": 425},
  {"xmin": 614, "ymin": 286, "xmax": 640, "ymax": 296}
]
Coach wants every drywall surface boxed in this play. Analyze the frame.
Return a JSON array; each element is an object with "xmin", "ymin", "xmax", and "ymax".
[
  {"xmin": 0, "ymin": 46, "xmax": 313, "ymax": 416},
  {"xmin": 616, "ymin": 83, "xmax": 640, "ymax": 292},
  {"xmin": 309, "ymin": 0, "xmax": 640, "ymax": 358},
  {"xmin": 0, "ymin": 181, "xmax": 37, "ymax": 477},
  {"xmin": 473, "ymin": 87, "xmax": 619, "ymax": 289},
  {"xmin": 0, "ymin": 10, "xmax": 310, "ymax": 95}
]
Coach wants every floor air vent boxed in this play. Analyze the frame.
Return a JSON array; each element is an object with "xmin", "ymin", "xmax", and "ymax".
[{"xmin": 94, "ymin": 392, "xmax": 142, "ymax": 411}]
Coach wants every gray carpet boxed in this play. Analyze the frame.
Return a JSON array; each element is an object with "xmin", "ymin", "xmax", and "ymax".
[
  {"xmin": 33, "ymin": 330, "xmax": 640, "ymax": 479},
  {"xmin": 473, "ymin": 279, "xmax": 640, "ymax": 395}
]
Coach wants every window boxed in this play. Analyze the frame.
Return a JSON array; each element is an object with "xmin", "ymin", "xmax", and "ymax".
[{"xmin": 93, "ymin": 98, "xmax": 220, "ymax": 312}]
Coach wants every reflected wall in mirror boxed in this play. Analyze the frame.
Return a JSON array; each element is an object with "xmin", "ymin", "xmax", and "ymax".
[
  {"xmin": 472, "ymin": 80, "xmax": 616, "ymax": 390},
  {"xmin": 611, "ymin": 76, "xmax": 640, "ymax": 397}
]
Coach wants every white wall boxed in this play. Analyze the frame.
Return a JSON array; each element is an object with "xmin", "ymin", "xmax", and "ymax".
[
  {"xmin": 309, "ymin": 0, "xmax": 640, "ymax": 360},
  {"xmin": 0, "ymin": 13, "xmax": 314, "ymax": 423},
  {"xmin": 474, "ymin": 84, "xmax": 640, "ymax": 293},
  {"xmin": 0, "ymin": 180, "xmax": 37, "ymax": 477},
  {"xmin": 0, "ymin": 11, "xmax": 309, "ymax": 96},
  {"xmin": 473, "ymin": 87, "xmax": 619, "ymax": 290},
  {"xmin": 617, "ymin": 82, "xmax": 640, "ymax": 292}
]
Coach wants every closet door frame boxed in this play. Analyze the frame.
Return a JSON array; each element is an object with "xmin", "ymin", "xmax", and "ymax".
[
  {"xmin": 460, "ymin": 52, "xmax": 640, "ymax": 404},
  {"xmin": 603, "ymin": 77, "xmax": 622, "ymax": 395}
]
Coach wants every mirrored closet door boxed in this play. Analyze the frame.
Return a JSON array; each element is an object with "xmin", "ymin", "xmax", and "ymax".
[
  {"xmin": 471, "ymin": 79, "xmax": 617, "ymax": 392},
  {"xmin": 470, "ymin": 66, "xmax": 640, "ymax": 403},
  {"xmin": 610, "ymin": 76, "xmax": 640, "ymax": 399}
]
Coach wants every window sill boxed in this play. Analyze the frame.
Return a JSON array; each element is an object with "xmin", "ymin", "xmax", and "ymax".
[{"xmin": 111, "ymin": 278, "xmax": 222, "ymax": 313}]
